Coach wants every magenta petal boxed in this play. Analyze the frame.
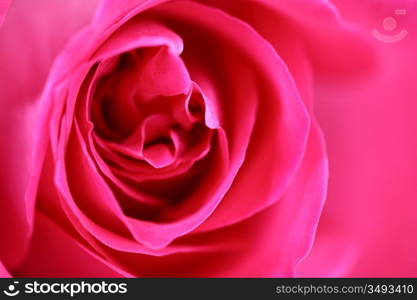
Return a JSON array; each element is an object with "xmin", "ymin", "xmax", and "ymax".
[
  {"xmin": 0, "ymin": 105, "xmax": 37, "ymax": 269},
  {"xmin": 13, "ymin": 0, "xmax": 340, "ymax": 278},
  {"xmin": 0, "ymin": 0, "xmax": 99, "ymax": 270},
  {"xmin": 143, "ymin": 144, "xmax": 175, "ymax": 168},
  {"xmin": 94, "ymin": 0, "xmax": 167, "ymax": 29},
  {"xmin": 0, "ymin": 259, "xmax": 10, "ymax": 277},
  {"xmin": 15, "ymin": 213, "xmax": 125, "ymax": 277},
  {"xmin": 134, "ymin": 47, "xmax": 191, "ymax": 101},
  {"xmin": 122, "ymin": 129, "xmax": 231, "ymax": 250},
  {"xmin": 200, "ymin": 0, "xmax": 375, "ymax": 77},
  {"xmin": 0, "ymin": 0, "xmax": 10, "ymax": 27},
  {"xmin": 150, "ymin": 1, "xmax": 310, "ymax": 231},
  {"xmin": 298, "ymin": 0, "xmax": 417, "ymax": 277},
  {"xmin": 90, "ymin": 123, "xmax": 327, "ymax": 277}
]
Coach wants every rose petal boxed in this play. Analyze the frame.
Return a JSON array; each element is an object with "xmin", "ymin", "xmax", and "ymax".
[
  {"xmin": 0, "ymin": 0, "xmax": 11, "ymax": 27},
  {"xmin": 199, "ymin": 0, "xmax": 375, "ymax": 78},
  {"xmin": 0, "ymin": 259, "xmax": 11, "ymax": 277},
  {"xmin": 145, "ymin": 1, "xmax": 310, "ymax": 231},
  {"xmin": 298, "ymin": 0, "xmax": 417, "ymax": 277},
  {"xmin": 0, "ymin": 0, "xmax": 98, "ymax": 269},
  {"xmin": 14, "ymin": 213, "xmax": 125, "ymax": 277},
  {"xmin": 84, "ymin": 122, "xmax": 327, "ymax": 277},
  {"xmin": 94, "ymin": 0, "xmax": 167, "ymax": 29}
]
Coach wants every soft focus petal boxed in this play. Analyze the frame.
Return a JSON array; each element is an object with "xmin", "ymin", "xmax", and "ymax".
[
  {"xmin": 15, "ymin": 213, "xmax": 125, "ymax": 277},
  {"xmin": 0, "ymin": 0, "xmax": 98, "ymax": 270},
  {"xmin": 96, "ymin": 0, "xmax": 375, "ymax": 78},
  {"xmin": 198, "ymin": 0, "xmax": 375, "ymax": 78},
  {"xmin": 298, "ymin": 0, "xmax": 417, "ymax": 277},
  {"xmin": 0, "ymin": 260, "xmax": 10, "ymax": 277},
  {"xmin": 0, "ymin": 106, "xmax": 36, "ymax": 269},
  {"xmin": 0, "ymin": 0, "xmax": 11, "ymax": 27},
  {"xmin": 94, "ymin": 0, "xmax": 166, "ymax": 28}
]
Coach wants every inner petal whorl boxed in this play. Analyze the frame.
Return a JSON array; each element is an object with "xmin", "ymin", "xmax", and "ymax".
[{"xmin": 90, "ymin": 46, "xmax": 216, "ymax": 172}]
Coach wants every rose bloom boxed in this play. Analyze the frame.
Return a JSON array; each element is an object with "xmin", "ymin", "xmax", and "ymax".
[{"xmin": 0, "ymin": 0, "xmax": 416, "ymax": 277}]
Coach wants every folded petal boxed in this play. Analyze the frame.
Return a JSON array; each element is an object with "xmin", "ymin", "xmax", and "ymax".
[
  {"xmin": 15, "ymin": 213, "xmax": 125, "ymax": 277},
  {"xmin": 86, "ymin": 123, "xmax": 327, "ymax": 277},
  {"xmin": 0, "ymin": 0, "xmax": 99, "ymax": 270}
]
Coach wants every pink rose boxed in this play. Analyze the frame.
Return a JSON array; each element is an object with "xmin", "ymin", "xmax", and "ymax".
[{"xmin": 0, "ymin": 0, "xmax": 416, "ymax": 277}]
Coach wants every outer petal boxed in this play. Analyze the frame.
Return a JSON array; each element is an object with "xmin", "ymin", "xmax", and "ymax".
[
  {"xmin": 94, "ymin": 0, "xmax": 166, "ymax": 27},
  {"xmin": 96, "ymin": 0, "xmax": 374, "ymax": 74},
  {"xmin": 298, "ymin": 0, "xmax": 417, "ymax": 277},
  {"xmin": 0, "ymin": 0, "xmax": 99, "ymax": 270},
  {"xmin": 164, "ymin": 0, "xmax": 373, "ymax": 79},
  {"xmin": 0, "ymin": 260, "xmax": 10, "ymax": 277},
  {"xmin": 0, "ymin": 0, "xmax": 10, "ymax": 27},
  {"xmin": 15, "ymin": 212, "xmax": 125, "ymax": 277}
]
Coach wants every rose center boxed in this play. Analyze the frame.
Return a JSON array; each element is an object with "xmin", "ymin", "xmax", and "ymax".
[{"xmin": 90, "ymin": 47, "xmax": 209, "ymax": 169}]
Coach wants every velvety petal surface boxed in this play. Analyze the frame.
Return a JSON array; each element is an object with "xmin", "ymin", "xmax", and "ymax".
[
  {"xmin": 298, "ymin": 0, "xmax": 417, "ymax": 277},
  {"xmin": 0, "ymin": 0, "xmax": 99, "ymax": 272}
]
